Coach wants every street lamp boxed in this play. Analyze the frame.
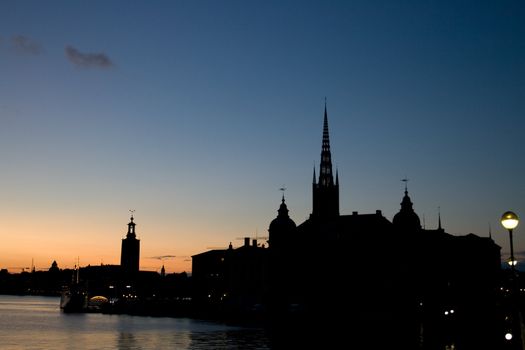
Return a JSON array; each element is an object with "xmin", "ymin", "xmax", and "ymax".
[
  {"xmin": 501, "ymin": 211, "xmax": 522, "ymax": 349},
  {"xmin": 501, "ymin": 211, "xmax": 519, "ymax": 273}
]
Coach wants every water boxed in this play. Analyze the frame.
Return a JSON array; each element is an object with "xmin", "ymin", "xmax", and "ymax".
[{"xmin": 0, "ymin": 295, "xmax": 271, "ymax": 349}]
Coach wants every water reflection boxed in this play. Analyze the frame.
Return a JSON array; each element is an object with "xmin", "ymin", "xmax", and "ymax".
[
  {"xmin": 117, "ymin": 332, "xmax": 137, "ymax": 350},
  {"xmin": 0, "ymin": 296, "xmax": 272, "ymax": 350},
  {"xmin": 189, "ymin": 329, "xmax": 271, "ymax": 350}
]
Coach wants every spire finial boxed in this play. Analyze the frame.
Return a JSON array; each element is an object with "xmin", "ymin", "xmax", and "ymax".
[
  {"xmin": 324, "ymin": 98, "xmax": 328, "ymax": 124},
  {"xmin": 438, "ymin": 206, "xmax": 442, "ymax": 230},
  {"xmin": 279, "ymin": 186, "xmax": 286, "ymax": 202},
  {"xmin": 129, "ymin": 209, "xmax": 135, "ymax": 220},
  {"xmin": 401, "ymin": 178, "xmax": 409, "ymax": 193}
]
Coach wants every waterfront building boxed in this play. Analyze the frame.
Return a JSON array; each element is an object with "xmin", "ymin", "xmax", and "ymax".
[{"xmin": 192, "ymin": 102, "xmax": 503, "ymax": 348}]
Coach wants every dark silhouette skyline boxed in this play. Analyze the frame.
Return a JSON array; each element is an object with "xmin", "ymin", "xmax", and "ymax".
[
  {"xmin": 0, "ymin": 104, "xmax": 521, "ymax": 348},
  {"xmin": 191, "ymin": 106, "xmax": 508, "ymax": 349}
]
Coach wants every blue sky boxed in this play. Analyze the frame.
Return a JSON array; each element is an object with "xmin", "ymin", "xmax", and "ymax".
[{"xmin": 0, "ymin": 0, "xmax": 523, "ymax": 272}]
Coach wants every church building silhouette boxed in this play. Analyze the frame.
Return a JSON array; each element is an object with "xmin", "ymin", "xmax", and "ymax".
[{"xmin": 192, "ymin": 102, "xmax": 503, "ymax": 349}]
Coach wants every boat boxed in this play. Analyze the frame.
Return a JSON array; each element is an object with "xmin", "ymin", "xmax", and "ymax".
[
  {"xmin": 60, "ymin": 286, "xmax": 88, "ymax": 312},
  {"xmin": 60, "ymin": 264, "xmax": 88, "ymax": 313}
]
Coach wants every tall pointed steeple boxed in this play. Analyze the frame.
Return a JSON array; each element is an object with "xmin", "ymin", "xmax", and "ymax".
[
  {"xmin": 312, "ymin": 100, "xmax": 339, "ymax": 218},
  {"xmin": 319, "ymin": 100, "xmax": 334, "ymax": 187}
]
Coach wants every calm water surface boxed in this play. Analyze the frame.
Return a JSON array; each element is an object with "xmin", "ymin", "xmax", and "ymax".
[{"xmin": 0, "ymin": 295, "xmax": 271, "ymax": 349}]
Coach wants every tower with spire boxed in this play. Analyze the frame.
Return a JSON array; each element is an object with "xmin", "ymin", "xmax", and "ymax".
[
  {"xmin": 312, "ymin": 101, "xmax": 339, "ymax": 218},
  {"xmin": 121, "ymin": 213, "xmax": 140, "ymax": 275}
]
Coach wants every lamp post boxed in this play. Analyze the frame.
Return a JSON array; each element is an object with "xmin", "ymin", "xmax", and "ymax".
[
  {"xmin": 502, "ymin": 211, "xmax": 519, "ymax": 274},
  {"xmin": 501, "ymin": 211, "xmax": 522, "ymax": 349}
]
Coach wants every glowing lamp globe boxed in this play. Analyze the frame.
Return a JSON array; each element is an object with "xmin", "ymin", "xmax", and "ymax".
[{"xmin": 501, "ymin": 211, "xmax": 519, "ymax": 230}]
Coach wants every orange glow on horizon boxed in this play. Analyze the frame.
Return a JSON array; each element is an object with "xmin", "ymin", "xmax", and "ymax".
[{"xmin": 0, "ymin": 211, "xmax": 255, "ymax": 275}]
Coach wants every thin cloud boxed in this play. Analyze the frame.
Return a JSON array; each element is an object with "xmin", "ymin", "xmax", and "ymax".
[
  {"xmin": 11, "ymin": 35, "xmax": 43, "ymax": 55},
  {"xmin": 65, "ymin": 45, "xmax": 114, "ymax": 68},
  {"xmin": 147, "ymin": 255, "xmax": 178, "ymax": 260}
]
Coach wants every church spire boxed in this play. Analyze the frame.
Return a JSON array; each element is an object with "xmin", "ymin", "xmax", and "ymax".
[
  {"xmin": 319, "ymin": 100, "xmax": 334, "ymax": 187},
  {"xmin": 312, "ymin": 100, "xmax": 339, "ymax": 218}
]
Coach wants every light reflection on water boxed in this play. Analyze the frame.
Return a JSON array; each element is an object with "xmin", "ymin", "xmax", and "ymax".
[{"xmin": 0, "ymin": 295, "xmax": 271, "ymax": 349}]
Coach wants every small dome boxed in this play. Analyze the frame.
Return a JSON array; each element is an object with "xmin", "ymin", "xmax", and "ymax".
[
  {"xmin": 269, "ymin": 197, "xmax": 297, "ymax": 249},
  {"xmin": 269, "ymin": 214, "xmax": 297, "ymax": 233},
  {"xmin": 393, "ymin": 190, "xmax": 421, "ymax": 231},
  {"xmin": 393, "ymin": 210, "xmax": 421, "ymax": 230},
  {"xmin": 269, "ymin": 198, "xmax": 296, "ymax": 232}
]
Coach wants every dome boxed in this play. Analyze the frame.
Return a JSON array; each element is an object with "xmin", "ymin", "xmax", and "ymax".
[
  {"xmin": 392, "ymin": 190, "xmax": 421, "ymax": 232},
  {"xmin": 393, "ymin": 210, "xmax": 421, "ymax": 230},
  {"xmin": 269, "ymin": 197, "xmax": 297, "ymax": 248},
  {"xmin": 269, "ymin": 198, "xmax": 296, "ymax": 232},
  {"xmin": 269, "ymin": 214, "xmax": 297, "ymax": 233}
]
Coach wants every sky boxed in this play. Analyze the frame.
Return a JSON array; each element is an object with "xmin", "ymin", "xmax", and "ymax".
[{"xmin": 0, "ymin": 0, "xmax": 523, "ymax": 274}]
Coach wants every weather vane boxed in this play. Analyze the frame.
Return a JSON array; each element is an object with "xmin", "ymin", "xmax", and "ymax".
[
  {"xmin": 401, "ymin": 177, "xmax": 409, "ymax": 191},
  {"xmin": 129, "ymin": 209, "xmax": 135, "ymax": 219},
  {"xmin": 279, "ymin": 186, "xmax": 286, "ymax": 200}
]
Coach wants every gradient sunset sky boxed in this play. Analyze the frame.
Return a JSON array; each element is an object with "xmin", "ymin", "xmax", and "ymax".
[{"xmin": 1, "ymin": 0, "xmax": 523, "ymax": 273}]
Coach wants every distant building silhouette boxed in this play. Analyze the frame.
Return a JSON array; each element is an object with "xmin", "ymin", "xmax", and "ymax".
[
  {"xmin": 121, "ymin": 215, "xmax": 140, "ymax": 275},
  {"xmin": 49, "ymin": 260, "xmax": 59, "ymax": 273},
  {"xmin": 192, "ymin": 103, "xmax": 503, "ymax": 348},
  {"xmin": 192, "ymin": 237, "xmax": 268, "ymax": 317}
]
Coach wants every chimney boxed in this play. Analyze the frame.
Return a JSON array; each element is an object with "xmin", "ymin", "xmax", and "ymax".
[
  {"xmin": 252, "ymin": 239, "xmax": 257, "ymax": 247},
  {"xmin": 376, "ymin": 210, "xmax": 382, "ymax": 216},
  {"xmin": 352, "ymin": 211, "xmax": 358, "ymax": 216},
  {"xmin": 244, "ymin": 237, "xmax": 250, "ymax": 247}
]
